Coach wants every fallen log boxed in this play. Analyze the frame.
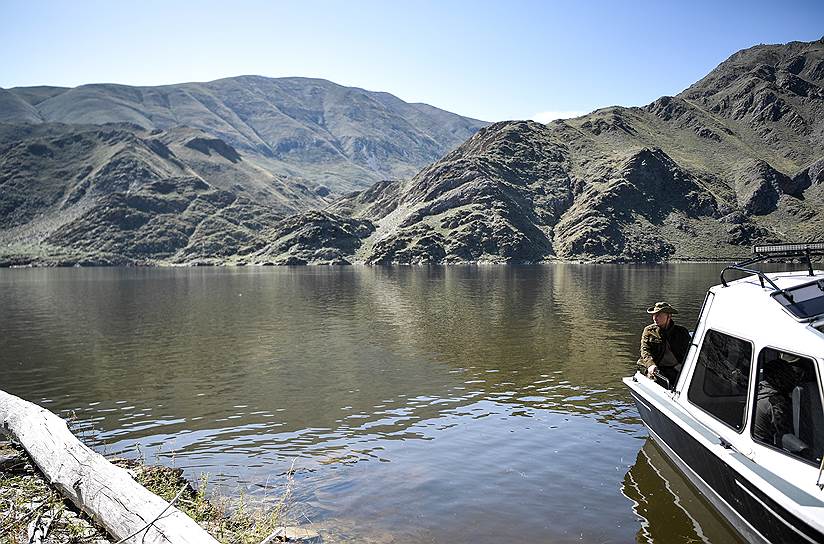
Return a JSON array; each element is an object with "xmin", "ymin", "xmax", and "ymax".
[{"xmin": 0, "ymin": 389, "xmax": 220, "ymax": 544}]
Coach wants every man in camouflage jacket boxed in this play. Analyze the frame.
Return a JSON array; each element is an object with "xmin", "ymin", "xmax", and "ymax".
[{"xmin": 638, "ymin": 301, "xmax": 691, "ymax": 388}]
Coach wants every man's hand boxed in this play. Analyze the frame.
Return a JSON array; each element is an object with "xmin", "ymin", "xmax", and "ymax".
[{"xmin": 646, "ymin": 364, "xmax": 657, "ymax": 379}]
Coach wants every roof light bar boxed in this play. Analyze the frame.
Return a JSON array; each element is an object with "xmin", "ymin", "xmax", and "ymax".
[
  {"xmin": 753, "ymin": 242, "xmax": 824, "ymax": 254},
  {"xmin": 722, "ymin": 242, "xmax": 824, "ymax": 287}
]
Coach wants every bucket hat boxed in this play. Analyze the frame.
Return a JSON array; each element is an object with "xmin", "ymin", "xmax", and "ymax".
[{"xmin": 647, "ymin": 301, "xmax": 678, "ymax": 314}]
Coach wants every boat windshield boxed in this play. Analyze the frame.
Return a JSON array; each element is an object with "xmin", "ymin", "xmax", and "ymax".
[{"xmin": 773, "ymin": 280, "xmax": 824, "ymax": 320}]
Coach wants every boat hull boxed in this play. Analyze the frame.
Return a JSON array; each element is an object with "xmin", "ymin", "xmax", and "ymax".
[{"xmin": 626, "ymin": 378, "xmax": 824, "ymax": 544}]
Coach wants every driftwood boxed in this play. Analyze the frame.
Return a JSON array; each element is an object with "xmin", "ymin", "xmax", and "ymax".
[
  {"xmin": 27, "ymin": 505, "xmax": 56, "ymax": 544},
  {"xmin": 0, "ymin": 389, "xmax": 220, "ymax": 544}
]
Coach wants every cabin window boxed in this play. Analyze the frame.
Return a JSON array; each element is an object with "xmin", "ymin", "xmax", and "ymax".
[
  {"xmin": 687, "ymin": 329, "xmax": 752, "ymax": 430},
  {"xmin": 751, "ymin": 348, "xmax": 824, "ymax": 465},
  {"xmin": 772, "ymin": 279, "xmax": 824, "ymax": 320}
]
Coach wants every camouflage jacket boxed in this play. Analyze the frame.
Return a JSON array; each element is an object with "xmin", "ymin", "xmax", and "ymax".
[{"xmin": 638, "ymin": 321, "xmax": 691, "ymax": 369}]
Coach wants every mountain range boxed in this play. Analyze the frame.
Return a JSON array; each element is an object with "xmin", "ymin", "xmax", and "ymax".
[
  {"xmin": 331, "ymin": 37, "xmax": 824, "ymax": 264},
  {"xmin": 0, "ymin": 77, "xmax": 487, "ymax": 194},
  {"xmin": 1, "ymin": 38, "xmax": 823, "ymax": 266}
]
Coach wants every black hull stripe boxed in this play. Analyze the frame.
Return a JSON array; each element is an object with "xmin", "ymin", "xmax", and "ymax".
[
  {"xmin": 734, "ymin": 480, "xmax": 817, "ymax": 544},
  {"xmin": 631, "ymin": 391, "xmax": 824, "ymax": 544}
]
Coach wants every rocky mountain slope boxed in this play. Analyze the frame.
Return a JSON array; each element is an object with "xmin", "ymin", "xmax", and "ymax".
[
  {"xmin": 2, "ymin": 38, "xmax": 823, "ymax": 266},
  {"xmin": 0, "ymin": 122, "xmax": 343, "ymax": 266},
  {"xmin": 330, "ymin": 37, "xmax": 824, "ymax": 263},
  {"xmin": 0, "ymin": 77, "xmax": 487, "ymax": 192}
]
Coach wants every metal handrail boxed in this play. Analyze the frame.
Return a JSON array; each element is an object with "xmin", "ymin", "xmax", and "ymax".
[
  {"xmin": 653, "ymin": 370, "xmax": 671, "ymax": 391},
  {"xmin": 720, "ymin": 245, "xmax": 824, "ymax": 290},
  {"xmin": 720, "ymin": 263, "xmax": 784, "ymax": 291}
]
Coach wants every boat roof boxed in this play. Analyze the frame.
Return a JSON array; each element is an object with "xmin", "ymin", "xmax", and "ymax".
[{"xmin": 705, "ymin": 270, "xmax": 824, "ymax": 357}]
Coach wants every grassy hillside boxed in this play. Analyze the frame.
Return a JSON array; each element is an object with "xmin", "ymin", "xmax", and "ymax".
[{"xmin": 332, "ymin": 38, "xmax": 824, "ymax": 263}]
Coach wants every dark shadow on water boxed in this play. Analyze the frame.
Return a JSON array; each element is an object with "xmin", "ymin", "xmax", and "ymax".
[{"xmin": 622, "ymin": 439, "xmax": 745, "ymax": 543}]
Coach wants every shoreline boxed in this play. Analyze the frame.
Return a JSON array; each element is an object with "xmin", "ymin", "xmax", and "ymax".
[
  {"xmin": 3, "ymin": 256, "xmax": 787, "ymax": 269},
  {"xmin": 1, "ymin": 438, "xmax": 317, "ymax": 544}
]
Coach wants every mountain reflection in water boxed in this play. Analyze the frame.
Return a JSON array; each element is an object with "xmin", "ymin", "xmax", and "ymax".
[{"xmin": 0, "ymin": 264, "xmax": 789, "ymax": 543}]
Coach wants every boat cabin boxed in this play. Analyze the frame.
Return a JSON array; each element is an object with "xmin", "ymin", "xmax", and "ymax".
[
  {"xmin": 625, "ymin": 243, "xmax": 824, "ymax": 543},
  {"xmin": 681, "ymin": 268, "xmax": 824, "ymax": 467}
]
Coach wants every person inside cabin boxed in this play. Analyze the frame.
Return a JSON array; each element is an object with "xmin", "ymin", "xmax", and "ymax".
[
  {"xmin": 638, "ymin": 301, "xmax": 691, "ymax": 388},
  {"xmin": 753, "ymin": 358, "xmax": 795, "ymax": 448}
]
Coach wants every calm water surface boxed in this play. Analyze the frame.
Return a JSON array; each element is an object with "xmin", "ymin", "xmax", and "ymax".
[{"xmin": 1, "ymin": 265, "xmax": 768, "ymax": 543}]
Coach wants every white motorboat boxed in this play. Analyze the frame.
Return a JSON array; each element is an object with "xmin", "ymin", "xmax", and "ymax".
[{"xmin": 625, "ymin": 243, "xmax": 824, "ymax": 543}]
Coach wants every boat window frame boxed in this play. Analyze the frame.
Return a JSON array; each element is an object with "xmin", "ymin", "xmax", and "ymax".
[
  {"xmin": 676, "ymin": 289, "xmax": 716, "ymax": 394},
  {"xmin": 686, "ymin": 327, "xmax": 754, "ymax": 435},
  {"xmin": 749, "ymin": 346, "xmax": 824, "ymax": 468},
  {"xmin": 771, "ymin": 278, "xmax": 824, "ymax": 322}
]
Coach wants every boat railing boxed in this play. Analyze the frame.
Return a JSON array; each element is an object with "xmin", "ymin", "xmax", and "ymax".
[
  {"xmin": 720, "ymin": 242, "xmax": 824, "ymax": 290},
  {"xmin": 721, "ymin": 262, "xmax": 784, "ymax": 290}
]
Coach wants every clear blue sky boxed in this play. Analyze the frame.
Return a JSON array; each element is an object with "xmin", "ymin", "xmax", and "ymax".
[{"xmin": 3, "ymin": 0, "xmax": 823, "ymax": 122}]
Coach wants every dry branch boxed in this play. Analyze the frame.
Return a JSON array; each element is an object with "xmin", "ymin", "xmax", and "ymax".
[{"xmin": 0, "ymin": 389, "xmax": 220, "ymax": 544}]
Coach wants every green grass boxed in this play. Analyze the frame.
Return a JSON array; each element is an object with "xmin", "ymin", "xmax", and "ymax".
[{"xmin": 132, "ymin": 462, "xmax": 294, "ymax": 544}]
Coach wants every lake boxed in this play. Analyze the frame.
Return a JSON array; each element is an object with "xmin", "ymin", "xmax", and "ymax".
[{"xmin": 0, "ymin": 265, "xmax": 761, "ymax": 543}]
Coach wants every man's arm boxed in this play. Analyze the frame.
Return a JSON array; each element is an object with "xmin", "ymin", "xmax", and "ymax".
[{"xmin": 639, "ymin": 326, "xmax": 658, "ymax": 378}]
